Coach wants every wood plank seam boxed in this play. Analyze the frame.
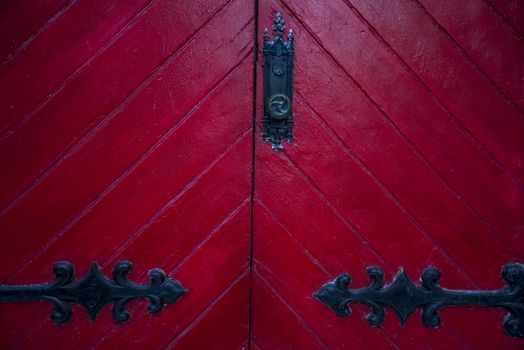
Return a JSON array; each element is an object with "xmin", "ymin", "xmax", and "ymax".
[
  {"xmin": 250, "ymin": 123, "xmax": 387, "ymax": 269},
  {"xmin": 340, "ymin": 0, "xmax": 524, "ymax": 189},
  {"xmin": 95, "ymin": 265, "xmax": 251, "ymax": 348},
  {"xmin": 280, "ymin": 151, "xmax": 507, "ymax": 348},
  {"xmin": 296, "ymin": 91, "xmax": 522, "ymax": 262},
  {"xmin": 169, "ymin": 198, "xmax": 251, "ymax": 274},
  {"xmin": 248, "ymin": 2, "xmax": 260, "ymax": 349},
  {"xmin": 281, "ymin": 0, "xmax": 523, "ymax": 193},
  {"xmin": 0, "ymin": 0, "xmax": 76, "ymax": 65},
  {"xmin": 483, "ymin": 0, "xmax": 524, "ymax": 37},
  {"xmin": 100, "ymin": 128, "xmax": 252, "ymax": 270},
  {"xmin": 255, "ymin": 198, "xmax": 330, "ymax": 275},
  {"xmin": 256, "ymin": 170, "xmax": 468, "ymax": 350},
  {"xmin": 18, "ymin": 133, "xmax": 250, "ymax": 343},
  {"xmin": 279, "ymin": 151, "xmax": 394, "ymax": 268},
  {"xmin": 163, "ymin": 270, "xmax": 250, "ymax": 350},
  {"xmin": 276, "ymin": 2, "xmax": 522, "ymax": 256},
  {"xmin": 0, "ymin": 0, "xmax": 158, "ymax": 143},
  {"xmin": 253, "ymin": 269, "xmax": 333, "ymax": 350},
  {"xmin": 0, "ymin": 0, "xmax": 238, "ymax": 217},
  {"xmin": 412, "ymin": 0, "xmax": 524, "ymax": 116},
  {"xmin": 2, "ymin": 58, "xmax": 251, "ymax": 285}
]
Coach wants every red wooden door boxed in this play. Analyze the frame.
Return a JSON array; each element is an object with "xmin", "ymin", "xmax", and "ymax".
[
  {"xmin": 0, "ymin": 0, "xmax": 254, "ymax": 348},
  {"xmin": 1, "ymin": 1, "xmax": 523, "ymax": 349},
  {"xmin": 251, "ymin": 1, "xmax": 523, "ymax": 350}
]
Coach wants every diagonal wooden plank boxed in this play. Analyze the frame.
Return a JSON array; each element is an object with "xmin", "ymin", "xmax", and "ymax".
[
  {"xmin": 486, "ymin": 0, "xmax": 524, "ymax": 37},
  {"xmin": 344, "ymin": 0, "xmax": 522, "ymax": 187},
  {"xmin": 0, "ymin": 1, "xmax": 254, "ymax": 349},
  {"xmin": 252, "ymin": 271, "xmax": 331, "ymax": 350},
  {"xmin": 0, "ymin": 14, "xmax": 253, "ymax": 286},
  {"xmin": 163, "ymin": 273, "xmax": 250, "ymax": 350},
  {"xmin": 285, "ymin": 4, "xmax": 523, "ymax": 259},
  {"xmin": 255, "ymin": 198, "xmax": 330, "ymax": 275},
  {"xmin": 339, "ymin": 0, "xmax": 524, "ymax": 186},
  {"xmin": 254, "ymin": 120, "xmax": 510, "ymax": 349},
  {"xmin": 19, "ymin": 186, "xmax": 249, "ymax": 343},
  {"xmin": 16, "ymin": 136, "xmax": 253, "ymax": 347},
  {"xmin": 0, "ymin": 0, "xmax": 157, "ymax": 145},
  {"xmin": 3, "ymin": 58, "xmax": 251, "ymax": 285},
  {"xmin": 284, "ymin": 0, "xmax": 524, "ymax": 193},
  {"xmin": 0, "ymin": 0, "xmax": 73, "ymax": 64},
  {"xmin": 8, "ymin": 197, "xmax": 251, "ymax": 349},
  {"xmin": 2, "ymin": 130, "xmax": 252, "ymax": 346},
  {"xmin": 167, "ymin": 196, "xmax": 251, "ymax": 271},
  {"xmin": 102, "ymin": 137, "xmax": 252, "ymax": 269},
  {"xmin": 42, "ymin": 133, "xmax": 250, "ymax": 341},
  {"xmin": 258, "ymin": 191, "xmax": 477, "ymax": 349},
  {"xmin": 21, "ymin": 200, "xmax": 251, "ymax": 349},
  {"xmin": 257, "ymin": 193, "xmax": 474, "ymax": 349},
  {"xmin": 91, "ymin": 200, "xmax": 251, "ymax": 350},
  {"xmin": 293, "ymin": 92, "xmax": 521, "ymax": 263},
  {"xmin": 254, "ymin": 135, "xmax": 387, "ymax": 273},
  {"xmin": 416, "ymin": 0, "xmax": 524, "ymax": 111},
  {"xmin": 255, "ymin": 1, "xmax": 520, "ymax": 348},
  {"xmin": 338, "ymin": 0, "xmax": 524, "ymax": 259},
  {"xmin": 251, "ymin": 201, "xmax": 468, "ymax": 350},
  {"xmin": 280, "ymin": 113, "xmax": 515, "ymax": 281},
  {"xmin": 3, "ymin": 108, "xmax": 250, "ymax": 283},
  {"xmin": 89, "ymin": 210, "xmax": 252, "ymax": 350},
  {"xmin": 277, "ymin": 98, "xmax": 522, "ymax": 347},
  {"xmin": 277, "ymin": 0, "xmax": 524, "ymax": 256},
  {"xmin": 0, "ymin": 9, "xmax": 254, "ymax": 346},
  {"xmin": 0, "ymin": 0, "xmax": 152, "ymax": 135},
  {"xmin": 0, "ymin": 33, "xmax": 249, "ymax": 220},
  {"xmin": 258, "ymin": 116, "xmax": 462, "ymax": 279},
  {"xmin": 253, "ymin": 200, "xmax": 398, "ymax": 348},
  {"xmin": 0, "ymin": 0, "xmax": 234, "ymax": 211}
]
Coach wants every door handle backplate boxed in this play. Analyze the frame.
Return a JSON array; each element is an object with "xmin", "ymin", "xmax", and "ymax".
[{"xmin": 262, "ymin": 12, "xmax": 294, "ymax": 153}]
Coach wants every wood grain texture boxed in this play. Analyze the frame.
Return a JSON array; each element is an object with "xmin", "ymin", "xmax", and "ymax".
[
  {"xmin": 0, "ymin": 0, "xmax": 253, "ymax": 348},
  {"xmin": 253, "ymin": 1, "xmax": 523, "ymax": 349},
  {"xmin": 0, "ymin": 0, "xmax": 70, "ymax": 63},
  {"xmin": 419, "ymin": 0, "xmax": 524, "ymax": 110},
  {"xmin": 0, "ymin": 0, "xmax": 151, "ymax": 135},
  {"xmin": 488, "ymin": 0, "xmax": 524, "ymax": 36},
  {"xmin": 0, "ymin": 0, "xmax": 522, "ymax": 349}
]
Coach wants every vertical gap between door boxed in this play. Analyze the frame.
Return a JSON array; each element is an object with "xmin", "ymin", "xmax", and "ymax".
[{"xmin": 247, "ymin": 0, "xmax": 259, "ymax": 348}]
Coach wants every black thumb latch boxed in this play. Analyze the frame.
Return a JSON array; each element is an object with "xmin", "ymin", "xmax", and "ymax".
[{"xmin": 262, "ymin": 12, "xmax": 294, "ymax": 153}]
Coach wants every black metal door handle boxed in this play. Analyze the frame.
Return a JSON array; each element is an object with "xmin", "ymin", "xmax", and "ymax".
[{"xmin": 262, "ymin": 12, "xmax": 294, "ymax": 153}]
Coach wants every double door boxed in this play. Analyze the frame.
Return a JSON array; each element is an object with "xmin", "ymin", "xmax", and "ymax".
[{"xmin": 0, "ymin": 0, "xmax": 523, "ymax": 349}]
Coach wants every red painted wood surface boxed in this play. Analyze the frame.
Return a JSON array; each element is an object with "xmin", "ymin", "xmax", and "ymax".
[
  {"xmin": 0, "ymin": 0, "xmax": 523, "ymax": 349},
  {"xmin": 252, "ymin": 1, "xmax": 523, "ymax": 350},
  {"xmin": 0, "ymin": 0, "xmax": 253, "ymax": 348}
]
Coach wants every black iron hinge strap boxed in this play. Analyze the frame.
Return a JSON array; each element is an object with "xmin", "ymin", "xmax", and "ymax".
[
  {"xmin": 0, "ymin": 260, "xmax": 186, "ymax": 324},
  {"xmin": 315, "ymin": 263, "xmax": 524, "ymax": 338}
]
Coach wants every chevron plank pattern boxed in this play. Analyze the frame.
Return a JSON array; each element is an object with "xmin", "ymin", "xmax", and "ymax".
[
  {"xmin": 1, "ymin": 0, "xmax": 523, "ymax": 349},
  {"xmin": 253, "ymin": 1, "xmax": 523, "ymax": 349},
  {"xmin": 0, "ymin": 0, "xmax": 253, "ymax": 349}
]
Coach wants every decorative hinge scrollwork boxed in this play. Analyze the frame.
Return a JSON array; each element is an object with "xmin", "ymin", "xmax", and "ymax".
[
  {"xmin": 0, "ymin": 261, "xmax": 187, "ymax": 324},
  {"xmin": 314, "ymin": 263, "xmax": 524, "ymax": 338}
]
